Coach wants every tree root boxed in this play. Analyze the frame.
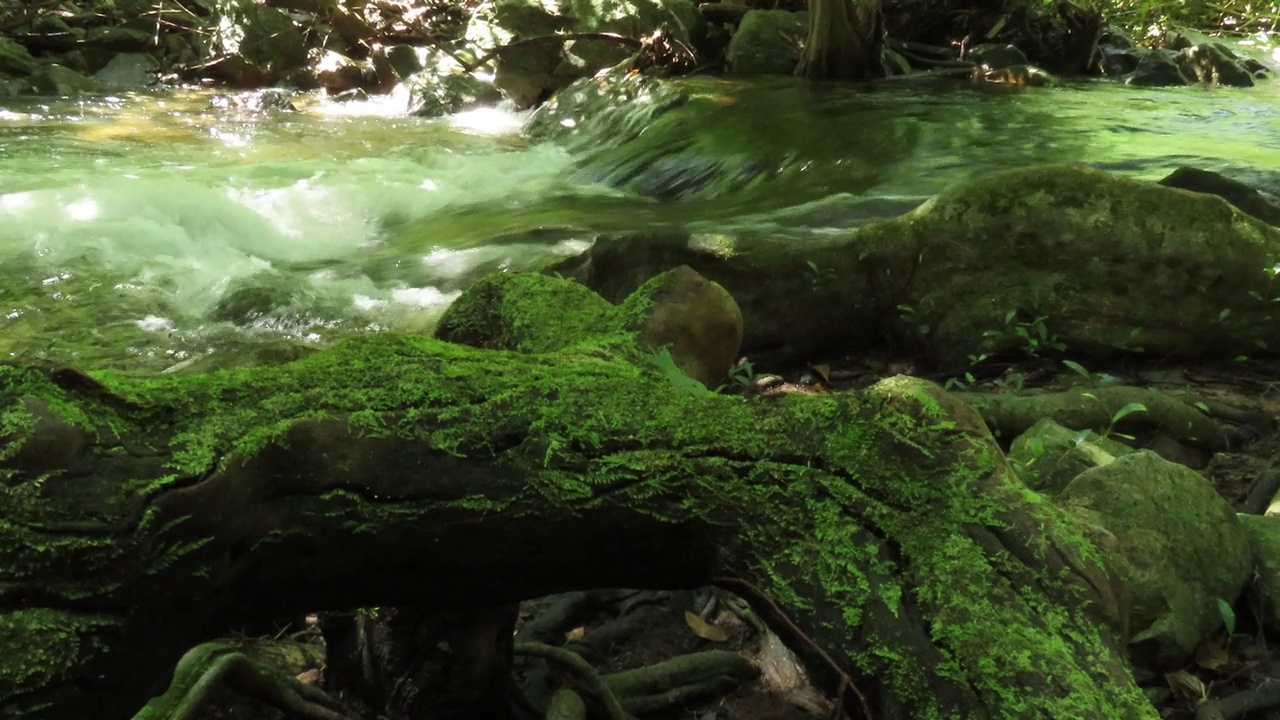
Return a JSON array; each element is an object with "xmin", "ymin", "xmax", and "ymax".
[{"xmin": 131, "ymin": 642, "xmax": 350, "ymax": 720}]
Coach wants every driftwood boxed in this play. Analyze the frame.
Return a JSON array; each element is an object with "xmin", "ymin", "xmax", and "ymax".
[{"xmin": 1, "ymin": 271, "xmax": 1157, "ymax": 720}]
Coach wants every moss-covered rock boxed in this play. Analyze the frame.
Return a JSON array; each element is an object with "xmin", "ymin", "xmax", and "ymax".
[
  {"xmin": 726, "ymin": 11, "xmax": 808, "ymax": 75},
  {"xmin": 559, "ymin": 165, "xmax": 1280, "ymax": 368},
  {"xmin": 1057, "ymin": 451, "xmax": 1251, "ymax": 665},
  {"xmin": 1008, "ymin": 417, "xmax": 1133, "ymax": 494}
]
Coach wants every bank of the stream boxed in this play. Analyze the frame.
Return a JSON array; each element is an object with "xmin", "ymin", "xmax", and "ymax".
[{"xmin": 2, "ymin": 77, "xmax": 1278, "ymax": 374}]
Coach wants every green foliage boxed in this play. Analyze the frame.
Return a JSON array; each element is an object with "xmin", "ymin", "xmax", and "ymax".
[
  {"xmin": 1217, "ymin": 597, "xmax": 1236, "ymax": 636},
  {"xmin": 645, "ymin": 345, "xmax": 713, "ymax": 396},
  {"xmin": 984, "ymin": 309, "xmax": 1067, "ymax": 358},
  {"xmin": 1091, "ymin": 0, "xmax": 1280, "ymax": 36}
]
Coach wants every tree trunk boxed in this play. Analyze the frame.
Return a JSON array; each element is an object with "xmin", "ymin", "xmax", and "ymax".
[
  {"xmin": 1, "ymin": 273, "xmax": 1152, "ymax": 720},
  {"xmin": 797, "ymin": 0, "xmax": 885, "ymax": 79}
]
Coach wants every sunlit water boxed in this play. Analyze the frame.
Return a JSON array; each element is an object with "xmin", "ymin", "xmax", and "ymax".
[{"xmin": 1, "ymin": 77, "xmax": 1277, "ymax": 371}]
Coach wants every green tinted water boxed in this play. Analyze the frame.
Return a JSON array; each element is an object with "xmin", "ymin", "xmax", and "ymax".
[{"xmin": 1, "ymin": 78, "xmax": 1276, "ymax": 371}]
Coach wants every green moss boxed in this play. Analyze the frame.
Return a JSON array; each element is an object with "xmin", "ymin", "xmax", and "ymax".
[{"xmin": 0, "ymin": 270, "xmax": 1152, "ymax": 719}]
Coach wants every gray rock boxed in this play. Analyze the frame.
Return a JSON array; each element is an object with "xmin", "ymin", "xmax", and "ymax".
[
  {"xmin": 28, "ymin": 64, "xmax": 103, "ymax": 95},
  {"xmin": 93, "ymin": 53, "xmax": 158, "ymax": 89},
  {"xmin": 84, "ymin": 26, "xmax": 154, "ymax": 52}
]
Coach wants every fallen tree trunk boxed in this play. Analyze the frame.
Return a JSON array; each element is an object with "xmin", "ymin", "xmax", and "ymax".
[{"xmin": 1, "ymin": 275, "xmax": 1153, "ymax": 720}]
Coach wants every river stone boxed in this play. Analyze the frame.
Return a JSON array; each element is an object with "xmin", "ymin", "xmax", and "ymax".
[
  {"xmin": 1124, "ymin": 50, "xmax": 1190, "ymax": 86},
  {"xmin": 28, "ymin": 64, "xmax": 103, "ymax": 95},
  {"xmin": 1159, "ymin": 167, "xmax": 1280, "ymax": 227},
  {"xmin": 1057, "ymin": 451, "xmax": 1251, "ymax": 666},
  {"xmin": 93, "ymin": 53, "xmax": 158, "ymax": 89},
  {"xmin": 1177, "ymin": 43, "xmax": 1254, "ymax": 87},
  {"xmin": 726, "ymin": 10, "xmax": 808, "ymax": 75},
  {"xmin": 621, "ymin": 265, "xmax": 744, "ymax": 389}
]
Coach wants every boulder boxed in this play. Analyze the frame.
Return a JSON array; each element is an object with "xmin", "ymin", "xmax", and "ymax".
[
  {"xmin": 93, "ymin": 53, "xmax": 158, "ymax": 89},
  {"xmin": 27, "ymin": 64, "xmax": 103, "ymax": 95},
  {"xmin": 0, "ymin": 38, "xmax": 38, "ymax": 77},
  {"xmin": 726, "ymin": 10, "xmax": 807, "ymax": 75},
  {"xmin": 1124, "ymin": 50, "xmax": 1190, "ymax": 86},
  {"xmin": 1057, "ymin": 451, "xmax": 1252, "ymax": 666},
  {"xmin": 1007, "ymin": 418, "xmax": 1133, "ymax": 495},
  {"xmin": 621, "ymin": 265, "xmax": 743, "ymax": 388},
  {"xmin": 1176, "ymin": 42, "xmax": 1255, "ymax": 87},
  {"xmin": 403, "ymin": 50, "xmax": 502, "ymax": 117},
  {"xmin": 1159, "ymin": 167, "xmax": 1280, "ymax": 227},
  {"xmin": 551, "ymin": 166, "xmax": 1280, "ymax": 368}
]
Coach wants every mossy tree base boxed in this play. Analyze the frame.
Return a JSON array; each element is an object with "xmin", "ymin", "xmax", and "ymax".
[{"xmin": 2, "ymin": 272, "xmax": 1154, "ymax": 720}]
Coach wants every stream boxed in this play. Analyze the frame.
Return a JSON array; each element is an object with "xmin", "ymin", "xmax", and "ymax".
[{"xmin": 1, "ymin": 77, "xmax": 1277, "ymax": 372}]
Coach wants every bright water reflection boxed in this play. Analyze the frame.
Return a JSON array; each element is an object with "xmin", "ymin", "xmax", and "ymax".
[{"xmin": 0, "ymin": 79, "xmax": 1275, "ymax": 370}]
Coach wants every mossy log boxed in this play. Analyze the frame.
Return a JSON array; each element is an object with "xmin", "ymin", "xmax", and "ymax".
[{"xmin": 2, "ymin": 278, "xmax": 1156, "ymax": 719}]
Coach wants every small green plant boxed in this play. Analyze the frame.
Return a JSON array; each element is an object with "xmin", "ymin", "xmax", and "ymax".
[
  {"xmin": 944, "ymin": 372, "xmax": 976, "ymax": 391},
  {"xmin": 646, "ymin": 346, "xmax": 712, "ymax": 396},
  {"xmin": 1079, "ymin": 395, "xmax": 1147, "ymax": 441},
  {"xmin": 804, "ymin": 260, "xmax": 837, "ymax": 289},
  {"xmin": 1217, "ymin": 598, "xmax": 1236, "ymax": 637},
  {"xmin": 725, "ymin": 357, "xmax": 759, "ymax": 391},
  {"xmin": 897, "ymin": 303, "xmax": 931, "ymax": 337},
  {"xmin": 992, "ymin": 371, "xmax": 1025, "ymax": 393},
  {"xmin": 984, "ymin": 309, "xmax": 1067, "ymax": 358}
]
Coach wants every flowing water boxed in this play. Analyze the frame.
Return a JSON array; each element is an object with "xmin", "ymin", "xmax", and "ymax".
[{"xmin": 1, "ymin": 75, "xmax": 1277, "ymax": 372}]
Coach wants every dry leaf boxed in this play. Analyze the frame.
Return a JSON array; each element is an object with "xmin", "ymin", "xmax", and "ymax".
[
  {"xmin": 684, "ymin": 611, "xmax": 729, "ymax": 642},
  {"xmin": 809, "ymin": 363, "xmax": 831, "ymax": 383},
  {"xmin": 1165, "ymin": 669, "xmax": 1207, "ymax": 703},
  {"xmin": 565, "ymin": 626, "xmax": 585, "ymax": 642}
]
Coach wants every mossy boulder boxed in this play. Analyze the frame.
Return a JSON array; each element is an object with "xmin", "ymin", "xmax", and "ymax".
[
  {"xmin": 557, "ymin": 165, "xmax": 1280, "ymax": 368},
  {"xmin": 726, "ymin": 11, "xmax": 808, "ymax": 75},
  {"xmin": 1239, "ymin": 514, "xmax": 1280, "ymax": 634},
  {"xmin": 1057, "ymin": 451, "xmax": 1252, "ymax": 665},
  {"xmin": 1008, "ymin": 418, "xmax": 1134, "ymax": 495},
  {"xmin": 0, "ymin": 38, "xmax": 38, "ymax": 77},
  {"xmin": 436, "ymin": 267, "xmax": 742, "ymax": 388}
]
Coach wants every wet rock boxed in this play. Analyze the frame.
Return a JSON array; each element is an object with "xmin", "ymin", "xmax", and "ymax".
[
  {"xmin": 403, "ymin": 50, "xmax": 501, "ymax": 117},
  {"xmin": 1159, "ymin": 167, "xmax": 1280, "ymax": 227},
  {"xmin": 93, "ymin": 53, "xmax": 158, "ymax": 89},
  {"xmin": 1097, "ymin": 47, "xmax": 1140, "ymax": 77},
  {"xmin": 1124, "ymin": 50, "xmax": 1190, "ymax": 86},
  {"xmin": 1176, "ymin": 42, "xmax": 1254, "ymax": 87},
  {"xmin": 314, "ymin": 50, "xmax": 377, "ymax": 95},
  {"xmin": 1057, "ymin": 451, "xmax": 1251, "ymax": 666},
  {"xmin": 726, "ymin": 10, "xmax": 807, "ymax": 75},
  {"xmin": 211, "ymin": 272, "xmax": 310, "ymax": 325},
  {"xmin": 28, "ymin": 63, "xmax": 103, "ymax": 95}
]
